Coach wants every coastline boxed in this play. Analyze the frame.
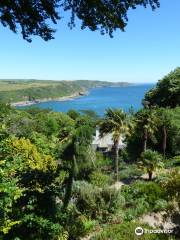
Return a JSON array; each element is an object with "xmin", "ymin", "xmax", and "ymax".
[{"xmin": 11, "ymin": 91, "xmax": 88, "ymax": 107}]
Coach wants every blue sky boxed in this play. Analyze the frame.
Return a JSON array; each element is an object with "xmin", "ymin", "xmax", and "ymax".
[{"xmin": 0, "ymin": 0, "xmax": 180, "ymax": 83}]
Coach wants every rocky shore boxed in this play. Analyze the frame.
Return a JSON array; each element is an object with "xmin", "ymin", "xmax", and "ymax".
[{"xmin": 11, "ymin": 91, "xmax": 88, "ymax": 107}]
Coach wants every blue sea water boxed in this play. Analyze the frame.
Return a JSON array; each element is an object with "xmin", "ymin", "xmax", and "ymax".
[{"xmin": 26, "ymin": 84, "xmax": 154, "ymax": 116}]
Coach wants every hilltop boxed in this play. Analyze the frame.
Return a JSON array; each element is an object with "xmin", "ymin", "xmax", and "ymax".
[{"xmin": 0, "ymin": 79, "xmax": 131, "ymax": 104}]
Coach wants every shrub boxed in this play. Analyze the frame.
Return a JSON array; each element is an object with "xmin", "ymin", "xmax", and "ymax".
[
  {"xmin": 91, "ymin": 221, "xmax": 171, "ymax": 240},
  {"xmin": 165, "ymin": 156, "xmax": 180, "ymax": 168},
  {"xmin": 69, "ymin": 215, "xmax": 95, "ymax": 239},
  {"xmin": 161, "ymin": 169, "xmax": 180, "ymax": 208},
  {"xmin": 94, "ymin": 152, "xmax": 112, "ymax": 170},
  {"xmin": 154, "ymin": 199, "xmax": 169, "ymax": 212},
  {"xmin": 124, "ymin": 198, "xmax": 150, "ymax": 221},
  {"xmin": 89, "ymin": 171, "xmax": 113, "ymax": 187},
  {"xmin": 60, "ymin": 204, "xmax": 95, "ymax": 240},
  {"xmin": 72, "ymin": 181, "xmax": 125, "ymax": 223},
  {"xmin": 119, "ymin": 163, "xmax": 143, "ymax": 181},
  {"xmin": 121, "ymin": 181, "xmax": 166, "ymax": 219}
]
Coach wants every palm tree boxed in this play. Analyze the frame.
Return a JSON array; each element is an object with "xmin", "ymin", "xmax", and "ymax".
[
  {"xmin": 99, "ymin": 108, "xmax": 131, "ymax": 181},
  {"xmin": 136, "ymin": 108, "xmax": 158, "ymax": 152},
  {"xmin": 138, "ymin": 149, "xmax": 163, "ymax": 180}
]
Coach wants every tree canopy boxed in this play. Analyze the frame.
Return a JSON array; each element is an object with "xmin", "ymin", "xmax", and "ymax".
[
  {"xmin": 0, "ymin": 0, "xmax": 160, "ymax": 42},
  {"xmin": 144, "ymin": 67, "xmax": 180, "ymax": 108}
]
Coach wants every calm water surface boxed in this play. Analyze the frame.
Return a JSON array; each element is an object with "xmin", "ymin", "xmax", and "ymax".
[{"xmin": 26, "ymin": 84, "xmax": 154, "ymax": 116}]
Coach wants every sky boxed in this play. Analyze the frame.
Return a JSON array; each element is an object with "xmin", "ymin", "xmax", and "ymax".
[{"xmin": 0, "ymin": 0, "xmax": 180, "ymax": 83}]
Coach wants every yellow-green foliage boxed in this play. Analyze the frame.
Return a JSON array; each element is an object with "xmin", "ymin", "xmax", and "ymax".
[
  {"xmin": 58, "ymin": 231, "xmax": 69, "ymax": 240},
  {"xmin": 1, "ymin": 220, "xmax": 20, "ymax": 235},
  {"xmin": 8, "ymin": 137, "xmax": 57, "ymax": 172},
  {"xmin": 89, "ymin": 170, "xmax": 112, "ymax": 187}
]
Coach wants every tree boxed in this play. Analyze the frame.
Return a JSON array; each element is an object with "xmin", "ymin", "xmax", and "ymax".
[
  {"xmin": 156, "ymin": 108, "xmax": 171, "ymax": 157},
  {"xmin": 0, "ymin": 137, "xmax": 63, "ymax": 239},
  {"xmin": 127, "ymin": 107, "xmax": 180, "ymax": 160},
  {"xmin": 0, "ymin": 156, "xmax": 23, "ymax": 236},
  {"xmin": 135, "ymin": 108, "xmax": 158, "ymax": 152},
  {"xmin": 144, "ymin": 67, "xmax": 180, "ymax": 108},
  {"xmin": 138, "ymin": 149, "xmax": 163, "ymax": 180},
  {"xmin": 67, "ymin": 109, "xmax": 80, "ymax": 120},
  {"xmin": 0, "ymin": 0, "xmax": 160, "ymax": 42},
  {"xmin": 60, "ymin": 119, "xmax": 95, "ymax": 210},
  {"xmin": 99, "ymin": 108, "xmax": 130, "ymax": 181}
]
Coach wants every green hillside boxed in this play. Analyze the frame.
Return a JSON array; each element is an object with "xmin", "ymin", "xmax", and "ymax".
[{"xmin": 0, "ymin": 79, "xmax": 131, "ymax": 103}]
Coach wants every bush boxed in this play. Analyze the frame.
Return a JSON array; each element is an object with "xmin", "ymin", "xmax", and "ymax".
[
  {"xmin": 89, "ymin": 171, "xmax": 113, "ymax": 187},
  {"xmin": 124, "ymin": 199, "xmax": 150, "ymax": 221},
  {"xmin": 154, "ymin": 199, "xmax": 169, "ymax": 212},
  {"xmin": 121, "ymin": 181, "xmax": 166, "ymax": 219},
  {"xmin": 161, "ymin": 169, "xmax": 180, "ymax": 208},
  {"xmin": 119, "ymin": 163, "xmax": 143, "ymax": 181},
  {"xmin": 122, "ymin": 181, "xmax": 165, "ymax": 205},
  {"xmin": 94, "ymin": 152, "xmax": 112, "ymax": 170},
  {"xmin": 69, "ymin": 215, "xmax": 95, "ymax": 239},
  {"xmin": 57, "ymin": 203, "xmax": 95, "ymax": 240},
  {"xmin": 165, "ymin": 156, "xmax": 180, "ymax": 168},
  {"xmin": 91, "ymin": 221, "xmax": 171, "ymax": 240},
  {"xmin": 72, "ymin": 181, "xmax": 125, "ymax": 223}
]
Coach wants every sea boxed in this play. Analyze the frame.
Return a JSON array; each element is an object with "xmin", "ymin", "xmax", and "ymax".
[{"xmin": 23, "ymin": 84, "xmax": 154, "ymax": 116}]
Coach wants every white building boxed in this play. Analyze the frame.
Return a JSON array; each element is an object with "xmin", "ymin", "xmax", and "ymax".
[{"xmin": 92, "ymin": 129, "xmax": 126, "ymax": 152}]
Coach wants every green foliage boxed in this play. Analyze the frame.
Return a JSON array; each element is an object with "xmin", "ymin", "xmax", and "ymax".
[
  {"xmin": 166, "ymin": 107, "xmax": 180, "ymax": 156},
  {"xmin": 0, "ymin": 136, "xmax": 63, "ymax": 239},
  {"xmin": 94, "ymin": 152, "xmax": 112, "ymax": 170},
  {"xmin": 91, "ymin": 221, "xmax": 170, "ymax": 240},
  {"xmin": 99, "ymin": 108, "xmax": 131, "ymax": 180},
  {"xmin": 73, "ymin": 181, "xmax": 125, "ymax": 223},
  {"xmin": 119, "ymin": 163, "xmax": 143, "ymax": 181},
  {"xmin": 138, "ymin": 150, "xmax": 163, "ymax": 180},
  {"xmin": 73, "ymin": 182, "xmax": 125, "ymax": 223},
  {"xmin": 153, "ymin": 199, "xmax": 169, "ymax": 212},
  {"xmin": 0, "ymin": 88, "xmax": 179, "ymax": 240},
  {"xmin": 0, "ymin": 1, "xmax": 159, "ymax": 41},
  {"xmin": 89, "ymin": 170, "xmax": 113, "ymax": 187},
  {"xmin": 4, "ymin": 137, "xmax": 57, "ymax": 173},
  {"xmin": 144, "ymin": 67, "xmax": 180, "ymax": 108},
  {"xmin": 126, "ymin": 108, "xmax": 159, "ymax": 161},
  {"xmin": 121, "ymin": 181, "xmax": 166, "ymax": 220},
  {"xmin": 58, "ymin": 231, "xmax": 69, "ymax": 240},
  {"xmin": 0, "ymin": 103, "xmax": 12, "ymax": 120},
  {"xmin": 162, "ymin": 169, "xmax": 180, "ymax": 208},
  {"xmin": 0, "ymin": 157, "xmax": 23, "ymax": 235},
  {"xmin": 127, "ymin": 107, "xmax": 180, "ymax": 160},
  {"xmin": 99, "ymin": 108, "xmax": 130, "ymax": 140},
  {"xmin": 67, "ymin": 109, "xmax": 80, "ymax": 120},
  {"xmin": 165, "ymin": 156, "xmax": 180, "ymax": 168},
  {"xmin": 68, "ymin": 214, "xmax": 95, "ymax": 239}
]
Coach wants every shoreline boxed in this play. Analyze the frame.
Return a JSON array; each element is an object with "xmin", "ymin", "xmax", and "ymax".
[{"xmin": 11, "ymin": 91, "xmax": 88, "ymax": 107}]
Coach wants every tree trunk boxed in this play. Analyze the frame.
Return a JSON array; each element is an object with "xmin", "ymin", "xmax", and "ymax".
[
  {"xmin": 114, "ymin": 141, "xmax": 119, "ymax": 182},
  {"xmin": 63, "ymin": 155, "xmax": 75, "ymax": 210},
  {"xmin": 143, "ymin": 128, "xmax": 148, "ymax": 152},
  {"xmin": 162, "ymin": 126, "xmax": 167, "ymax": 157},
  {"xmin": 148, "ymin": 171, "xmax": 153, "ymax": 181}
]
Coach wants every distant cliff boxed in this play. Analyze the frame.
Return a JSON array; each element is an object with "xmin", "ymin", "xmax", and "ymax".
[{"xmin": 0, "ymin": 79, "xmax": 132, "ymax": 103}]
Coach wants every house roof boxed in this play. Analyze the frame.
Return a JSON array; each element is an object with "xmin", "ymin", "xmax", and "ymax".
[{"xmin": 92, "ymin": 129, "xmax": 126, "ymax": 149}]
